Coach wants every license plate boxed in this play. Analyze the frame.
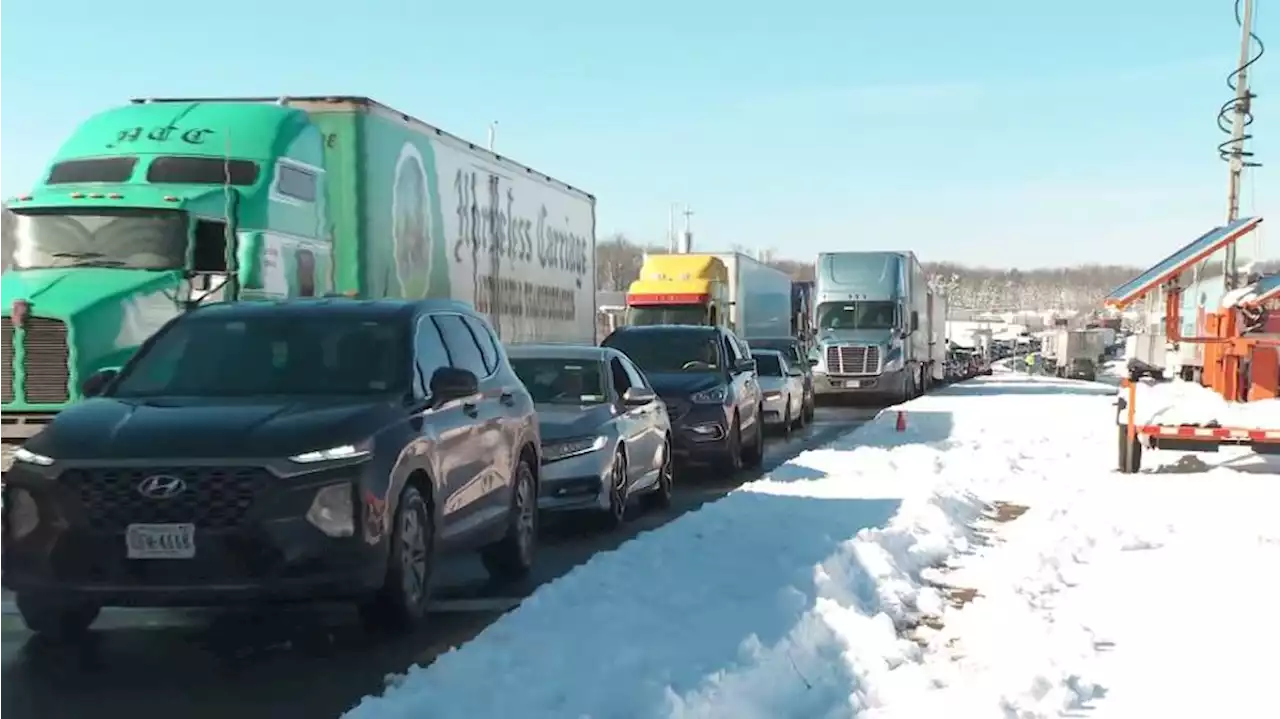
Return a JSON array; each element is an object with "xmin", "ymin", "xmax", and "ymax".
[
  {"xmin": 126, "ymin": 523, "xmax": 196, "ymax": 559},
  {"xmin": 837, "ymin": 380, "xmax": 863, "ymax": 388}
]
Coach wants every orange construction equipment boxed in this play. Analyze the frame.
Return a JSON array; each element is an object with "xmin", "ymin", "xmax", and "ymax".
[{"xmin": 1104, "ymin": 217, "xmax": 1280, "ymax": 473}]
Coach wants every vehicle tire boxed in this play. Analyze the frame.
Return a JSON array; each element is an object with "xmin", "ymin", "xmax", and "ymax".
[
  {"xmin": 781, "ymin": 402, "xmax": 793, "ymax": 438},
  {"xmin": 803, "ymin": 395, "xmax": 816, "ymax": 423},
  {"xmin": 718, "ymin": 416, "xmax": 744, "ymax": 473},
  {"xmin": 480, "ymin": 457, "xmax": 538, "ymax": 582},
  {"xmin": 742, "ymin": 407, "xmax": 765, "ymax": 469},
  {"xmin": 16, "ymin": 594, "xmax": 100, "ymax": 640},
  {"xmin": 359, "ymin": 485, "xmax": 433, "ymax": 632},
  {"xmin": 1117, "ymin": 425, "xmax": 1143, "ymax": 474},
  {"xmin": 792, "ymin": 398, "xmax": 806, "ymax": 429},
  {"xmin": 599, "ymin": 450, "xmax": 629, "ymax": 531},
  {"xmin": 643, "ymin": 437, "xmax": 675, "ymax": 511}
]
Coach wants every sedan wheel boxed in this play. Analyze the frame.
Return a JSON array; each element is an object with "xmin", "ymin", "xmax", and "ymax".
[
  {"xmin": 601, "ymin": 451, "xmax": 629, "ymax": 530},
  {"xmin": 644, "ymin": 438, "xmax": 675, "ymax": 510}
]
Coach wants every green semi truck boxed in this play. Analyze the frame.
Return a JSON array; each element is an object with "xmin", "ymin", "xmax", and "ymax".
[{"xmin": 0, "ymin": 96, "xmax": 598, "ymax": 446}]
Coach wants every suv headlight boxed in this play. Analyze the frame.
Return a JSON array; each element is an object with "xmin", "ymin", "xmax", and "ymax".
[
  {"xmin": 542, "ymin": 435, "xmax": 606, "ymax": 463},
  {"xmin": 690, "ymin": 385, "xmax": 728, "ymax": 404},
  {"xmin": 13, "ymin": 447, "xmax": 55, "ymax": 467},
  {"xmin": 289, "ymin": 440, "xmax": 372, "ymax": 464}
]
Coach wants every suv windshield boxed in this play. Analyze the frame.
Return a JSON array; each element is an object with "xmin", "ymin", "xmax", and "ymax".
[
  {"xmin": 605, "ymin": 330, "xmax": 722, "ymax": 373},
  {"xmin": 511, "ymin": 358, "xmax": 607, "ymax": 404},
  {"xmin": 751, "ymin": 353, "xmax": 783, "ymax": 377},
  {"xmin": 112, "ymin": 314, "xmax": 409, "ymax": 398},
  {"xmin": 12, "ymin": 209, "xmax": 188, "ymax": 270},
  {"xmin": 816, "ymin": 301, "xmax": 897, "ymax": 330}
]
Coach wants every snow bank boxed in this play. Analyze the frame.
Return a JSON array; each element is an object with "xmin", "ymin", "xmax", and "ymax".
[
  {"xmin": 886, "ymin": 453, "xmax": 1280, "ymax": 719},
  {"xmin": 1128, "ymin": 378, "xmax": 1280, "ymax": 429},
  {"xmin": 345, "ymin": 375, "xmax": 1121, "ymax": 719}
]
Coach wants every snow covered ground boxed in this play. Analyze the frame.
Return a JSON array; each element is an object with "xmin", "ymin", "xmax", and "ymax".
[{"xmin": 345, "ymin": 372, "xmax": 1279, "ymax": 719}]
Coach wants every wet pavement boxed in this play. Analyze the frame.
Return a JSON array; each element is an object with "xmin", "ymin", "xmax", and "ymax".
[{"xmin": 1, "ymin": 405, "xmax": 882, "ymax": 719}]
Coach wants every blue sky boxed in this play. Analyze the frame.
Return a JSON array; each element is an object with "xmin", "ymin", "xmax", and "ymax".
[{"xmin": 2, "ymin": 0, "xmax": 1276, "ymax": 268}]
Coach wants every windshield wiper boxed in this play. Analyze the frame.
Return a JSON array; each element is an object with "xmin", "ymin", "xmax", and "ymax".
[{"xmin": 50, "ymin": 251, "xmax": 128, "ymax": 267}]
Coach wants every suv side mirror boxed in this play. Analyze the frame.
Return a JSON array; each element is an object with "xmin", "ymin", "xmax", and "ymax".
[
  {"xmin": 81, "ymin": 369, "xmax": 119, "ymax": 398},
  {"xmin": 807, "ymin": 358, "xmax": 819, "ymax": 367},
  {"xmin": 429, "ymin": 367, "xmax": 479, "ymax": 403},
  {"xmin": 734, "ymin": 358, "xmax": 756, "ymax": 374},
  {"xmin": 621, "ymin": 386, "xmax": 656, "ymax": 407},
  {"xmin": 787, "ymin": 368, "xmax": 804, "ymax": 377}
]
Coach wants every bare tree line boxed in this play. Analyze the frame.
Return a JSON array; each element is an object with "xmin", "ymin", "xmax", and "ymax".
[{"xmin": 597, "ymin": 233, "xmax": 1148, "ymax": 311}]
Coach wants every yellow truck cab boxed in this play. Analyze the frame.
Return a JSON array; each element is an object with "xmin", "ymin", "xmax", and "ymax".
[{"xmin": 625, "ymin": 254, "xmax": 730, "ymax": 327}]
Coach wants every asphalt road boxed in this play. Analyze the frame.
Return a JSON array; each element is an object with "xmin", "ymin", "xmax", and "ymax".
[{"xmin": 1, "ymin": 404, "xmax": 882, "ymax": 719}]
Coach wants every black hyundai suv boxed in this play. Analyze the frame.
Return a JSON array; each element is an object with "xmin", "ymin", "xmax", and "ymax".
[
  {"xmin": 602, "ymin": 325, "xmax": 764, "ymax": 473},
  {"xmin": 2, "ymin": 298, "xmax": 540, "ymax": 637}
]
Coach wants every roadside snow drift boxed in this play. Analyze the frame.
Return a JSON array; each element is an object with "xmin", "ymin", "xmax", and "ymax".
[{"xmin": 345, "ymin": 373, "xmax": 1133, "ymax": 719}]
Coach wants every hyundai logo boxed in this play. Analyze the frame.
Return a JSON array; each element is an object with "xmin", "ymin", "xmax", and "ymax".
[{"xmin": 137, "ymin": 474, "xmax": 187, "ymax": 500}]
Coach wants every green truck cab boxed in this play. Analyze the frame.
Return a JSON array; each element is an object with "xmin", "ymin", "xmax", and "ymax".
[{"xmin": 2, "ymin": 96, "xmax": 596, "ymax": 446}]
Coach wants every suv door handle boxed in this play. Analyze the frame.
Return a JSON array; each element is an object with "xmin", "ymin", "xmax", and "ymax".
[
  {"xmin": 462, "ymin": 401, "xmax": 479, "ymax": 418},
  {"xmin": 499, "ymin": 391, "xmax": 515, "ymax": 407}
]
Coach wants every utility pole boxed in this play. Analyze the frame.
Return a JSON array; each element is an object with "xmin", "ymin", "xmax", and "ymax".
[
  {"xmin": 668, "ymin": 203, "xmax": 680, "ymax": 252},
  {"xmin": 679, "ymin": 206, "xmax": 695, "ymax": 253},
  {"xmin": 1224, "ymin": 0, "xmax": 1257, "ymax": 291}
]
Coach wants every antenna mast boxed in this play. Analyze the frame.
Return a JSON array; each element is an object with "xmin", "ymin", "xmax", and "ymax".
[{"xmin": 1222, "ymin": 0, "xmax": 1261, "ymax": 290}]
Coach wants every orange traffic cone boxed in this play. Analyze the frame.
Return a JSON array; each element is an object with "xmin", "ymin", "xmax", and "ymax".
[{"xmin": 895, "ymin": 410, "xmax": 907, "ymax": 432}]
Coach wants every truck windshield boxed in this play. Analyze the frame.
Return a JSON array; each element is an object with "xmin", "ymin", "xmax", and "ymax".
[
  {"xmin": 628, "ymin": 304, "xmax": 708, "ymax": 326},
  {"xmin": 510, "ymin": 358, "xmax": 608, "ymax": 404},
  {"xmin": 604, "ymin": 330, "xmax": 721, "ymax": 373},
  {"xmin": 816, "ymin": 301, "xmax": 897, "ymax": 330},
  {"xmin": 111, "ymin": 315, "xmax": 409, "ymax": 398},
  {"xmin": 11, "ymin": 209, "xmax": 187, "ymax": 270}
]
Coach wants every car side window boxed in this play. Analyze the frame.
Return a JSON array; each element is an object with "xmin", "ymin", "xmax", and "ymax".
[
  {"xmin": 721, "ymin": 333, "xmax": 739, "ymax": 365},
  {"xmin": 620, "ymin": 357, "xmax": 649, "ymax": 390},
  {"xmin": 414, "ymin": 316, "xmax": 451, "ymax": 396},
  {"xmin": 610, "ymin": 358, "xmax": 633, "ymax": 397},
  {"xmin": 461, "ymin": 315, "xmax": 500, "ymax": 374},
  {"xmin": 433, "ymin": 314, "xmax": 489, "ymax": 377}
]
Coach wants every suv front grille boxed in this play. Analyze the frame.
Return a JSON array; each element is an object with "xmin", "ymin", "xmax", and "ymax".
[
  {"xmin": 16, "ymin": 318, "xmax": 71, "ymax": 404},
  {"xmin": 662, "ymin": 398, "xmax": 690, "ymax": 421},
  {"xmin": 825, "ymin": 345, "xmax": 881, "ymax": 375},
  {"xmin": 61, "ymin": 466, "xmax": 271, "ymax": 532}
]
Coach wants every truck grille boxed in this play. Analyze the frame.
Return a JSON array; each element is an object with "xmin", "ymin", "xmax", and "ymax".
[
  {"xmin": 61, "ymin": 466, "xmax": 271, "ymax": 532},
  {"xmin": 825, "ymin": 345, "xmax": 880, "ymax": 375},
  {"xmin": 21, "ymin": 318, "xmax": 71, "ymax": 404},
  {"xmin": 1, "ymin": 319, "xmax": 13, "ymax": 404}
]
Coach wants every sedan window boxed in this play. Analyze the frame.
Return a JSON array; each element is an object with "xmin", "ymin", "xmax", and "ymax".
[
  {"xmin": 511, "ymin": 358, "xmax": 608, "ymax": 405},
  {"xmin": 751, "ymin": 352, "xmax": 784, "ymax": 377}
]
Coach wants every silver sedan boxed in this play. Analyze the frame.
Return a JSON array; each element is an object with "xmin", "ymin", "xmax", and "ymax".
[
  {"xmin": 751, "ymin": 349, "xmax": 807, "ymax": 433},
  {"xmin": 507, "ymin": 344, "xmax": 675, "ymax": 530}
]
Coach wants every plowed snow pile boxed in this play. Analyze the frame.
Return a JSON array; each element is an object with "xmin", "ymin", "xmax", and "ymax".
[{"xmin": 346, "ymin": 374, "xmax": 1279, "ymax": 719}]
